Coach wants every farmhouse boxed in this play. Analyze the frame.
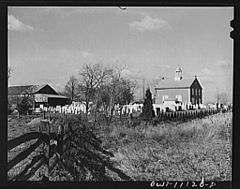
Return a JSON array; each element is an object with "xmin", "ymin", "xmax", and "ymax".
[
  {"xmin": 154, "ymin": 66, "xmax": 203, "ymax": 108},
  {"xmin": 8, "ymin": 84, "xmax": 70, "ymax": 108}
]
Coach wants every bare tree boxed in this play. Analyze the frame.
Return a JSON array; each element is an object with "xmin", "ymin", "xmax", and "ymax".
[
  {"xmin": 77, "ymin": 63, "xmax": 113, "ymax": 122},
  {"xmin": 12, "ymin": 86, "xmax": 35, "ymax": 116},
  {"xmin": 63, "ymin": 75, "xmax": 78, "ymax": 102},
  {"xmin": 98, "ymin": 67, "xmax": 137, "ymax": 125},
  {"xmin": 217, "ymin": 92, "xmax": 229, "ymax": 105},
  {"xmin": 112, "ymin": 65, "xmax": 137, "ymax": 105}
]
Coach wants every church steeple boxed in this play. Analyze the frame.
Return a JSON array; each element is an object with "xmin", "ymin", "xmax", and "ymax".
[{"xmin": 174, "ymin": 65, "xmax": 183, "ymax": 81}]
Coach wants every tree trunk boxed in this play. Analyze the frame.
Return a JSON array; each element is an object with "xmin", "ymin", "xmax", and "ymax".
[
  {"xmin": 94, "ymin": 109, "xmax": 97, "ymax": 123},
  {"xmin": 71, "ymin": 86, "xmax": 74, "ymax": 102},
  {"xmin": 120, "ymin": 106, "xmax": 122, "ymax": 121},
  {"xmin": 85, "ymin": 102, "xmax": 88, "ymax": 123}
]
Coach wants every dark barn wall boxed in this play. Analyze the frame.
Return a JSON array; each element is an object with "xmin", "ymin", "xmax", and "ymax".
[
  {"xmin": 48, "ymin": 98, "xmax": 71, "ymax": 107},
  {"xmin": 190, "ymin": 79, "xmax": 202, "ymax": 105},
  {"xmin": 35, "ymin": 98, "xmax": 70, "ymax": 108}
]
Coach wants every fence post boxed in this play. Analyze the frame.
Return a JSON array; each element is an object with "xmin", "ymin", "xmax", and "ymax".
[
  {"xmin": 57, "ymin": 124, "xmax": 64, "ymax": 157},
  {"xmin": 40, "ymin": 120, "xmax": 50, "ymax": 181}
]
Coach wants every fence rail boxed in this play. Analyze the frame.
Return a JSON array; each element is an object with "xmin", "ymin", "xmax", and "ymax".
[
  {"xmin": 8, "ymin": 117, "xmax": 131, "ymax": 181},
  {"xmin": 153, "ymin": 108, "xmax": 228, "ymax": 121},
  {"xmin": 8, "ymin": 132, "xmax": 43, "ymax": 151},
  {"xmin": 7, "ymin": 119, "xmax": 60, "ymax": 181},
  {"xmin": 11, "ymin": 154, "xmax": 47, "ymax": 181}
]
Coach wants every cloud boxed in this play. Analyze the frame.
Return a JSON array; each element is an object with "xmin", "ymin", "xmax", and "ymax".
[
  {"xmin": 121, "ymin": 69, "xmax": 142, "ymax": 79},
  {"xmin": 196, "ymin": 68, "xmax": 216, "ymax": 83},
  {"xmin": 153, "ymin": 64, "xmax": 171, "ymax": 69},
  {"xmin": 121, "ymin": 69, "xmax": 132, "ymax": 77},
  {"xmin": 81, "ymin": 51, "xmax": 93, "ymax": 58},
  {"xmin": 37, "ymin": 7, "xmax": 116, "ymax": 18},
  {"xmin": 129, "ymin": 15, "xmax": 170, "ymax": 32},
  {"xmin": 216, "ymin": 59, "xmax": 233, "ymax": 69},
  {"xmin": 186, "ymin": 67, "xmax": 216, "ymax": 83},
  {"xmin": 202, "ymin": 67, "xmax": 215, "ymax": 76},
  {"xmin": 8, "ymin": 15, "xmax": 34, "ymax": 32}
]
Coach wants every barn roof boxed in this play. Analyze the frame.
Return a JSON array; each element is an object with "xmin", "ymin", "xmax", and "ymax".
[
  {"xmin": 155, "ymin": 77, "xmax": 195, "ymax": 89},
  {"xmin": 8, "ymin": 85, "xmax": 32, "ymax": 95},
  {"xmin": 8, "ymin": 84, "xmax": 56, "ymax": 95}
]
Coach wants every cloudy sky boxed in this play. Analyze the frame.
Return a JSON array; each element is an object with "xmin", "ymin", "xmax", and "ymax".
[{"xmin": 8, "ymin": 7, "xmax": 233, "ymax": 103}]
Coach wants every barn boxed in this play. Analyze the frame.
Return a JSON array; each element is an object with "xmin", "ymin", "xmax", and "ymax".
[
  {"xmin": 8, "ymin": 84, "xmax": 70, "ymax": 108},
  {"xmin": 154, "ymin": 66, "xmax": 203, "ymax": 108}
]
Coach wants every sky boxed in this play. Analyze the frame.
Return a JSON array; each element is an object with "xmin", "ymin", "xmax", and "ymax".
[{"xmin": 8, "ymin": 6, "xmax": 233, "ymax": 103}]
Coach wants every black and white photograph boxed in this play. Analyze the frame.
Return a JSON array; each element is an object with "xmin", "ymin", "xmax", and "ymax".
[{"xmin": 7, "ymin": 6, "xmax": 233, "ymax": 185}]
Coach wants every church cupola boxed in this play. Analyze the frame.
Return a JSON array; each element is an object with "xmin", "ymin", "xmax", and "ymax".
[{"xmin": 174, "ymin": 65, "xmax": 183, "ymax": 81}]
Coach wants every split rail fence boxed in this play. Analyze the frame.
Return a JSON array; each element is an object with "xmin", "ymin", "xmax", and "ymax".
[
  {"xmin": 158, "ymin": 107, "xmax": 232, "ymax": 121},
  {"xmin": 7, "ymin": 119, "xmax": 64, "ymax": 181},
  {"xmin": 7, "ymin": 117, "xmax": 131, "ymax": 181}
]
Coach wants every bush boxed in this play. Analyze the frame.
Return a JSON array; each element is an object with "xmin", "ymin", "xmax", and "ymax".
[
  {"xmin": 8, "ymin": 103, "xmax": 14, "ymax": 115},
  {"xmin": 17, "ymin": 96, "xmax": 32, "ymax": 115},
  {"xmin": 142, "ymin": 88, "xmax": 155, "ymax": 121},
  {"xmin": 151, "ymin": 117, "xmax": 158, "ymax": 126}
]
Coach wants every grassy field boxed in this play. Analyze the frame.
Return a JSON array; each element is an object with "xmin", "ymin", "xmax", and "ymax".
[
  {"xmin": 8, "ymin": 112, "xmax": 232, "ymax": 181},
  {"xmin": 8, "ymin": 114, "xmax": 50, "ymax": 181},
  {"xmin": 94, "ymin": 112, "xmax": 232, "ymax": 181}
]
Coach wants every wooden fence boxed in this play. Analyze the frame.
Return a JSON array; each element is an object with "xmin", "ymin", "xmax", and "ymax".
[
  {"xmin": 7, "ymin": 119, "xmax": 63, "ymax": 181},
  {"xmin": 126, "ymin": 107, "xmax": 230, "ymax": 127},
  {"xmin": 156, "ymin": 108, "xmax": 222, "ymax": 121},
  {"xmin": 7, "ymin": 117, "xmax": 132, "ymax": 181}
]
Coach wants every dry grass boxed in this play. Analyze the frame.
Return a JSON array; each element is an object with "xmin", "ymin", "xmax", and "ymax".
[
  {"xmin": 96, "ymin": 112, "xmax": 232, "ymax": 181},
  {"xmin": 8, "ymin": 115, "xmax": 49, "ymax": 181},
  {"xmin": 7, "ymin": 112, "xmax": 232, "ymax": 181}
]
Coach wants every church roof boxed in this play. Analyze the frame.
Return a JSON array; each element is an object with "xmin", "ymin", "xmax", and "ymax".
[{"xmin": 155, "ymin": 77, "xmax": 195, "ymax": 89}]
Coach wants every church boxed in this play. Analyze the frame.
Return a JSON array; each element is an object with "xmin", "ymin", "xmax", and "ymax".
[{"xmin": 154, "ymin": 66, "xmax": 203, "ymax": 107}]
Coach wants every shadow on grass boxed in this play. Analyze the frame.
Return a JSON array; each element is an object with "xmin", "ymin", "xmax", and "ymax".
[{"xmin": 50, "ymin": 117, "xmax": 132, "ymax": 181}]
